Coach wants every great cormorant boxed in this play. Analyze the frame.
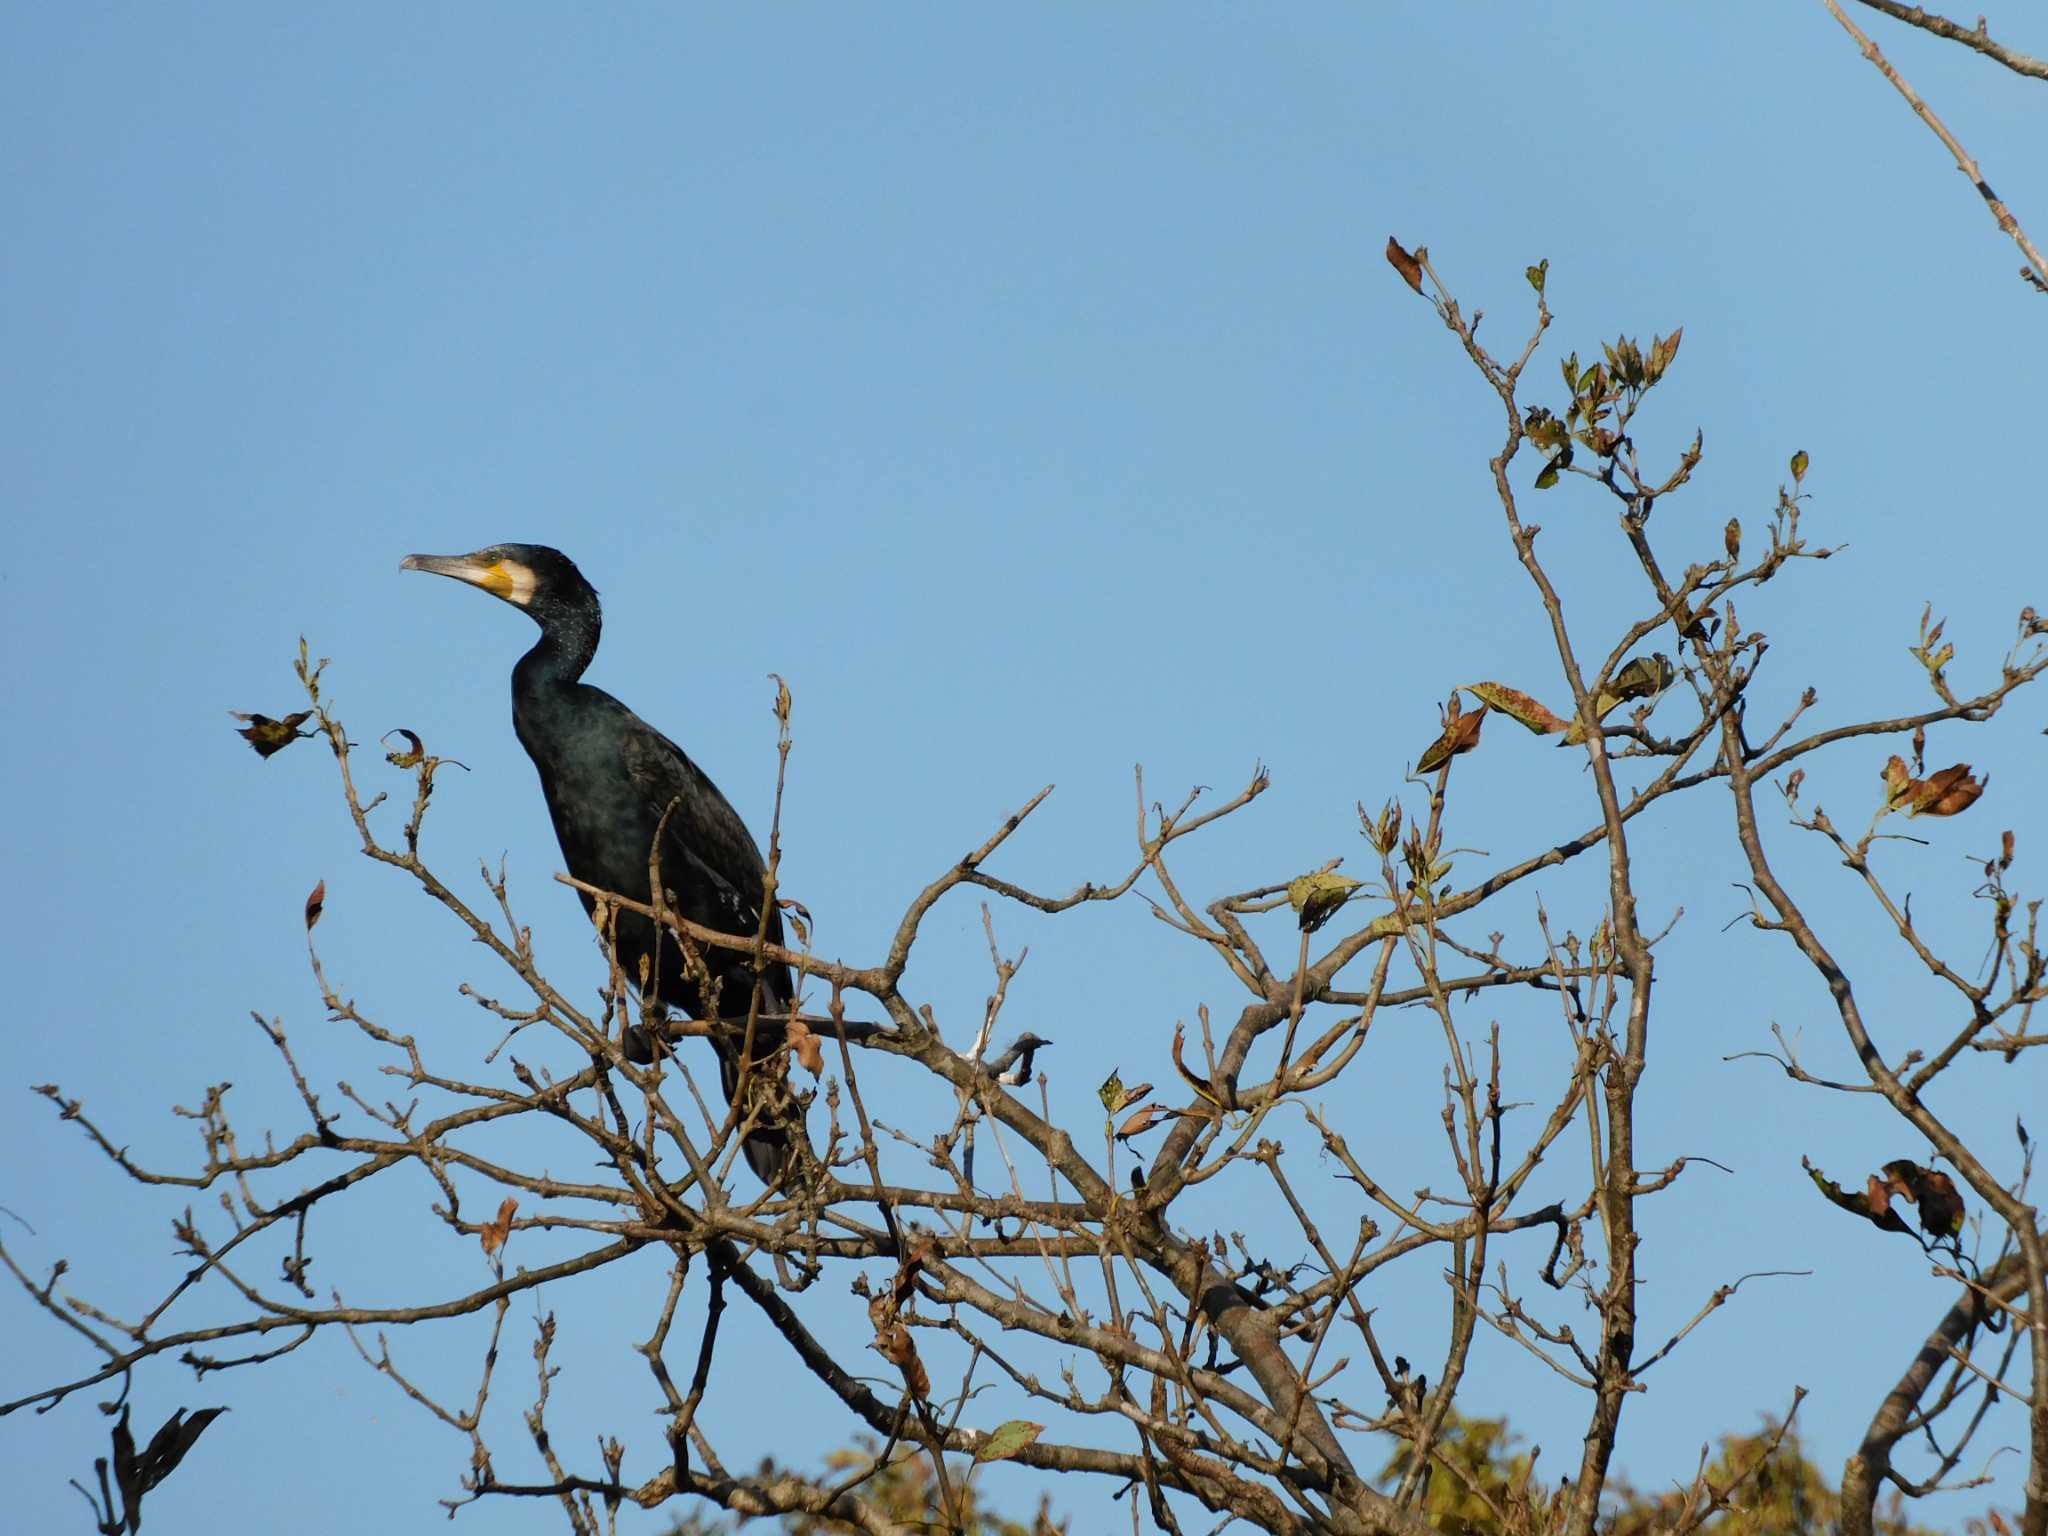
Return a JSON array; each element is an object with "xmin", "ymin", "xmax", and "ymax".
[{"xmin": 401, "ymin": 543, "xmax": 800, "ymax": 1183}]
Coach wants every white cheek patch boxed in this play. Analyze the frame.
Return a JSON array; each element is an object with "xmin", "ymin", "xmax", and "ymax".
[{"xmin": 501, "ymin": 562, "xmax": 537, "ymax": 606}]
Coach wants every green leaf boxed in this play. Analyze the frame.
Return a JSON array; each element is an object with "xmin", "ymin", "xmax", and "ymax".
[
  {"xmin": 976, "ymin": 1420, "xmax": 1046, "ymax": 1464},
  {"xmin": 1534, "ymin": 464, "xmax": 1559, "ymax": 490},
  {"xmin": 1790, "ymin": 448, "xmax": 1809, "ymax": 483},
  {"xmin": 1524, "ymin": 258, "xmax": 1547, "ymax": 296}
]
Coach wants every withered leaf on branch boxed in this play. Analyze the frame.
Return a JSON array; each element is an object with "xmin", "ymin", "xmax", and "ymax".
[
  {"xmin": 786, "ymin": 1017, "xmax": 824, "ymax": 1076},
  {"xmin": 1562, "ymin": 653, "xmax": 1676, "ymax": 745},
  {"xmin": 304, "ymin": 879, "xmax": 326, "ymax": 931},
  {"xmin": 873, "ymin": 1322, "xmax": 929, "ymax": 1399},
  {"xmin": 1724, "ymin": 518, "xmax": 1741, "ymax": 561},
  {"xmin": 109, "ymin": 1403, "xmax": 229, "ymax": 1530},
  {"xmin": 1805, "ymin": 1156, "xmax": 1963, "ymax": 1244},
  {"xmin": 230, "ymin": 709, "xmax": 314, "ymax": 758},
  {"xmin": 1881, "ymin": 1159, "xmax": 1965, "ymax": 1238},
  {"xmin": 1171, "ymin": 1023, "xmax": 1219, "ymax": 1108},
  {"xmin": 1803, "ymin": 1157, "xmax": 1914, "ymax": 1237},
  {"xmin": 1287, "ymin": 871, "xmax": 1363, "ymax": 933},
  {"xmin": 1115, "ymin": 1103, "xmax": 1175, "ymax": 1141},
  {"xmin": 384, "ymin": 728, "xmax": 425, "ymax": 769},
  {"xmin": 1882, "ymin": 756, "xmax": 1986, "ymax": 818},
  {"xmin": 1385, "ymin": 236, "xmax": 1424, "ymax": 293},
  {"xmin": 1608, "ymin": 652, "xmax": 1676, "ymax": 706},
  {"xmin": 480, "ymin": 1196, "xmax": 518, "ymax": 1257},
  {"xmin": 891, "ymin": 1234, "xmax": 938, "ymax": 1309},
  {"xmin": 975, "ymin": 1420, "xmax": 1046, "ymax": 1464},
  {"xmin": 1646, "ymin": 326, "xmax": 1682, "ymax": 382},
  {"xmin": 1417, "ymin": 695, "xmax": 1486, "ymax": 774},
  {"xmin": 1464, "ymin": 682, "xmax": 1569, "ymax": 736},
  {"xmin": 777, "ymin": 896, "xmax": 812, "ymax": 947}
]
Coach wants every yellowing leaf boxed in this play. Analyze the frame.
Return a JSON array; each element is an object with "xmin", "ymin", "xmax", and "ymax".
[
  {"xmin": 1464, "ymin": 682, "xmax": 1569, "ymax": 735},
  {"xmin": 1609, "ymin": 652, "xmax": 1676, "ymax": 704},
  {"xmin": 1287, "ymin": 871, "xmax": 1363, "ymax": 933}
]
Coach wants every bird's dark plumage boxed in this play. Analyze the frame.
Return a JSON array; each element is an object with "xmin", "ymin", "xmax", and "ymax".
[{"xmin": 402, "ymin": 543, "xmax": 800, "ymax": 1182}]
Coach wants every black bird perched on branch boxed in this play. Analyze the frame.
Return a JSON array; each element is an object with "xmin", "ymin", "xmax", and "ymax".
[{"xmin": 401, "ymin": 543, "xmax": 802, "ymax": 1183}]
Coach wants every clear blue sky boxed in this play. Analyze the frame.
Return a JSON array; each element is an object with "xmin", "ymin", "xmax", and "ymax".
[{"xmin": 3, "ymin": 5, "xmax": 2042, "ymax": 1531}]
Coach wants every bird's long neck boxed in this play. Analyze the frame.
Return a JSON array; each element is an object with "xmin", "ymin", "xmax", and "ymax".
[{"xmin": 513, "ymin": 605, "xmax": 601, "ymax": 695}]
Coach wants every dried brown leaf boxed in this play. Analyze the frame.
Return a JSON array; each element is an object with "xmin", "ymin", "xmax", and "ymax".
[
  {"xmin": 1115, "ymin": 1103, "xmax": 1173, "ymax": 1141},
  {"xmin": 1417, "ymin": 700, "xmax": 1487, "ymax": 774},
  {"xmin": 480, "ymin": 1195, "xmax": 518, "ymax": 1256},
  {"xmin": 787, "ymin": 1017, "xmax": 823, "ymax": 1077},
  {"xmin": 1386, "ymin": 236, "xmax": 1424, "ymax": 293}
]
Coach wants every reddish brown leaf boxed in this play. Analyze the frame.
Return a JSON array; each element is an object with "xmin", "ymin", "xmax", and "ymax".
[
  {"xmin": 480, "ymin": 1195, "xmax": 518, "ymax": 1257},
  {"xmin": 786, "ymin": 1017, "xmax": 823, "ymax": 1077},
  {"xmin": 1417, "ymin": 700, "xmax": 1487, "ymax": 774},
  {"xmin": 874, "ymin": 1322, "xmax": 929, "ymax": 1399},
  {"xmin": 1803, "ymin": 1157, "xmax": 1913, "ymax": 1236},
  {"xmin": 1883, "ymin": 757, "xmax": 1986, "ymax": 817},
  {"xmin": 1917, "ymin": 764, "xmax": 1985, "ymax": 817},
  {"xmin": 304, "ymin": 880, "xmax": 326, "ymax": 931},
  {"xmin": 1115, "ymin": 1103, "xmax": 1173, "ymax": 1141},
  {"xmin": 1724, "ymin": 518, "xmax": 1741, "ymax": 561},
  {"xmin": 1385, "ymin": 236, "xmax": 1424, "ymax": 294},
  {"xmin": 1883, "ymin": 1159, "xmax": 1965, "ymax": 1238}
]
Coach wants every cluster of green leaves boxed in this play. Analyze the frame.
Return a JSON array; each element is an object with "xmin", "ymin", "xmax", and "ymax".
[{"xmin": 1524, "ymin": 328, "xmax": 1697, "ymax": 493}]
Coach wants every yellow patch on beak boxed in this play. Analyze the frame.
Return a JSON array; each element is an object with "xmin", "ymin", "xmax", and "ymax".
[{"xmin": 479, "ymin": 560, "xmax": 537, "ymax": 606}]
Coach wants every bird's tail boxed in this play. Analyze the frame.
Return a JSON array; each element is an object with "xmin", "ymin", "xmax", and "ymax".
[{"xmin": 708, "ymin": 1027, "xmax": 800, "ymax": 1185}]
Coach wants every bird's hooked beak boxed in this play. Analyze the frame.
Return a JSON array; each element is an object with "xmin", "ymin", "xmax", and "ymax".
[{"xmin": 400, "ymin": 551, "xmax": 536, "ymax": 607}]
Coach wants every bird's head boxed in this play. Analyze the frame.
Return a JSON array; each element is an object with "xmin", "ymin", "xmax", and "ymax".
[{"xmin": 400, "ymin": 544, "xmax": 597, "ymax": 625}]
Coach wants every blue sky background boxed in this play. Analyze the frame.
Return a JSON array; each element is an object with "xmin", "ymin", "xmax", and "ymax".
[{"xmin": 3, "ymin": 5, "xmax": 2043, "ymax": 1532}]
